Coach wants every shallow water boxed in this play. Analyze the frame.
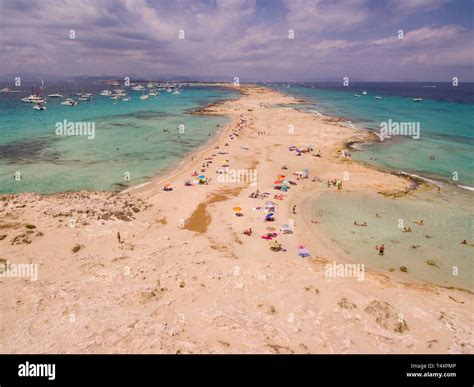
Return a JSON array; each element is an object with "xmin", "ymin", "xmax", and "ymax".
[
  {"xmin": 0, "ymin": 84, "xmax": 237, "ymax": 193},
  {"xmin": 272, "ymin": 82, "xmax": 474, "ymax": 188},
  {"xmin": 310, "ymin": 187, "xmax": 473, "ymax": 290}
]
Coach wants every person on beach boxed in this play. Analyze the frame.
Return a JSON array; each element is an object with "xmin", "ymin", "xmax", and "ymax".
[
  {"xmin": 117, "ymin": 232, "xmax": 123, "ymax": 244},
  {"xmin": 461, "ymin": 240, "xmax": 467, "ymax": 245},
  {"xmin": 292, "ymin": 205, "xmax": 297, "ymax": 214},
  {"xmin": 415, "ymin": 219, "xmax": 424, "ymax": 225},
  {"xmin": 376, "ymin": 244, "xmax": 385, "ymax": 256}
]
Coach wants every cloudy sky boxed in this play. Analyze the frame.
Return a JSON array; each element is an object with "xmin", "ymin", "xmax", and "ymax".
[{"xmin": 0, "ymin": 0, "xmax": 472, "ymax": 81}]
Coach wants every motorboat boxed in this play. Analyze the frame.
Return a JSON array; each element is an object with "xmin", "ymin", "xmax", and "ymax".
[
  {"xmin": 22, "ymin": 94, "xmax": 45, "ymax": 103},
  {"xmin": 47, "ymin": 93, "xmax": 63, "ymax": 98},
  {"xmin": 61, "ymin": 98, "xmax": 77, "ymax": 106},
  {"xmin": 78, "ymin": 94, "xmax": 92, "ymax": 102},
  {"xmin": 33, "ymin": 103, "xmax": 46, "ymax": 110}
]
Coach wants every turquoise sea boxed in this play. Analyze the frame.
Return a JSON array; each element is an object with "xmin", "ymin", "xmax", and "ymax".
[
  {"xmin": 0, "ymin": 82, "xmax": 237, "ymax": 193},
  {"xmin": 272, "ymin": 82, "xmax": 474, "ymax": 189},
  {"xmin": 275, "ymin": 82, "xmax": 473, "ymax": 289}
]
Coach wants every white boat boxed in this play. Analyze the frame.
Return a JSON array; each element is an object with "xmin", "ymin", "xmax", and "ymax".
[
  {"xmin": 132, "ymin": 85, "xmax": 145, "ymax": 91},
  {"xmin": 149, "ymin": 91, "xmax": 157, "ymax": 96},
  {"xmin": 146, "ymin": 82, "xmax": 154, "ymax": 89},
  {"xmin": 22, "ymin": 94, "xmax": 45, "ymax": 103},
  {"xmin": 100, "ymin": 90, "xmax": 112, "ymax": 96},
  {"xmin": 413, "ymin": 98, "xmax": 422, "ymax": 102},
  {"xmin": 61, "ymin": 98, "xmax": 77, "ymax": 106},
  {"xmin": 78, "ymin": 94, "xmax": 92, "ymax": 102},
  {"xmin": 172, "ymin": 90, "xmax": 181, "ymax": 95},
  {"xmin": 374, "ymin": 96, "xmax": 382, "ymax": 99},
  {"xmin": 122, "ymin": 97, "xmax": 131, "ymax": 101},
  {"xmin": 111, "ymin": 89, "xmax": 128, "ymax": 99},
  {"xmin": 140, "ymin": 94, "xmax": 149, "ymax": 100},
  {"xmin": 362, "ymin": 91, "xmax": 367, "ymax": 95},
  {"xmin": 354, "ymin": 94, "xmax": 361, "ymax": 97},
  {"xmin": 33, "ymin": 103, "xmax": 46, "ymax": 110},
  {"xmin": 0, "ymin": 87, "xmax": 11, "ymax": 93},
  {"xmin": 47, "ymin": 93, "xmax": 63, "ymax": 98}
]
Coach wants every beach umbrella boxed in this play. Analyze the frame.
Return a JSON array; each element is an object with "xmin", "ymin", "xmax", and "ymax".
[
  {"xmin": 298, "ymin": 247, "xmax": 310, "ymax": 257},
  {"xmin": 265, "ymin": 201, "xmax": 276, "ymax": 207},
  {"xmin": 273, "ymin": 180, "xmax": 283, "ymax": 184},
  {"xmin": 265, "ymin": 213, "xmax": 274, "ymax": 221}
]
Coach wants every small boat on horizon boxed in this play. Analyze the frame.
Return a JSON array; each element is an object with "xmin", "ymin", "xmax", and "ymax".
[
  {"xmin": 354, "ymin": 94, "xmax": 361, "ymax": 97},
  {"xmin": 374, "ymin": 96, "xmax": 382, "ymax": 99},
  {"xmin": 61, "ymin": 98, "xmax": 77, "ymax": 106},
  {"xmin": 362, "ymin": 90, "xmax": 367, "ymax": 95},
  {"xmin": 33, "ymin": 103, "xmax": 46, "ymax": 110},
  {"xmin": 47, "ymin": 93, "xmax": 63, "ymax": 98},
  {"xmin": 22, "ymin": 95, "xmax": 45, "ymax": 103},
  {"xmin": 413, "ymin": 98, "xmax": 422, "ymax": 102},
  {"xmin": 78, "ymin": 94, "xmax": 92, "ymax": 102}
]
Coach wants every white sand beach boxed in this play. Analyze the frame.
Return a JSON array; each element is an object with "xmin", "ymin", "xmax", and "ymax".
[{"xmin": 0, "ymin": 85, "xmax": 472, "ymax": 354}]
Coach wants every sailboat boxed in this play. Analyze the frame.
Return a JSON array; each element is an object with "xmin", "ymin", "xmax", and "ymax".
[{"xmin": 140, "ymin": 89, "xmax": 149, "ymax": 100}]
